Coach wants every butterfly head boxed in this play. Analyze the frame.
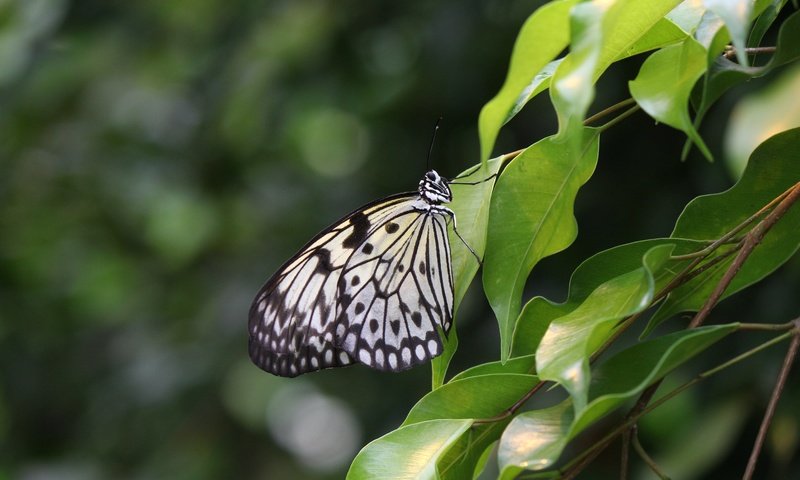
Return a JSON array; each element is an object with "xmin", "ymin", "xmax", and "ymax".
[{"xmin": 419, "ymin": 169, "xmax": 452, "ymax": 205}]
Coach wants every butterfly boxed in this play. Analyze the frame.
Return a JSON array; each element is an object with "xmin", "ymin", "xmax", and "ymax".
[{"xmin": 248, "ymin": 169, "xmax": 482, "ymax": 377}]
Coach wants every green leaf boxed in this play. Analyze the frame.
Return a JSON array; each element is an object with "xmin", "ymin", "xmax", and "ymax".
[
  {"xmin": 535, "ymin": 244, "xmax": 673, "ymax": 411},
  {"xmin": 449, "ymin": 355, "xmax": 536, "ymax": 383},
  {"xmin": 685, "ymin": 9, "xmax": 800, "ymax": 160},
  {"xmin": 404, "ymin": 374, "xmax": 538, "ymax": 426},
  {"xmin": 551, "ymin": 0, "xmax": 682, "ymax": 137},
  {"xmin": 724, "ymin": 45, "xmax": 800, "ymax": 177},
  {"xmin": 497, "ymin": 400, "xmax": 573, "ymax": 480},
  {"xmin": 511, "ymin": 238, "xmax": 706, "ymax": 357},
  {"xmin": 498, "ymin": 325, "xmax": 737, "ymax": 475},
  {"xmin": 483, "ymin": 128, "xmax": 600, "ymax": 361},
  {"xmin": 703, "ymin": 0, "xmax": 753, "ymax": 66},
  {"xmin": 647, "ymin": 128, "xmax": 800, "ymax": 331},
  {"xmin": 478, "ymin": 0, "xmax": 578, "ymax": 162},
  {"xmin": 438, "ymin": 423, "xmax": 507, "ymax": 480},
  {"xmin": 572, "ymin": 324, "xmax": 737, "ymax": 432},
  {"xmin": 403, "ymin": 374, "xmax": 537, "ymax": 479},
  {"xmin": 432, "ymin": 157, "xmax": 505, "ymax": 388},
  {"xmin": 347, "ymin": 419, "xmax": 472, "ymax": 480},
  {"xmin": 629, "ymin": 37, "xmax": 712, "ymax": 160}
]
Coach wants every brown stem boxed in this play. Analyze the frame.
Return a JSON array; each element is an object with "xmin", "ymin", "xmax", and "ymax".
[
  {"xmin": 742, "ymin": 320, "xmax": 800, "ymax": 480},
  {"xmin": 620, "ymin": 427, "xmax": 632, "ymax": 480},
  {"xmin": 566, "ymin": 182, "xmax": 800, "ymax": 477},
  {"xmin": 473, "ymin": 381, "xmax": 546, "ymax": 424},
  {"xmin": 689, "ymin": 182, "xmax": 800, "ymax": 330},
  {"xmin": 724, "ymin": 45, "xmax": 777, "ymax": 59}
]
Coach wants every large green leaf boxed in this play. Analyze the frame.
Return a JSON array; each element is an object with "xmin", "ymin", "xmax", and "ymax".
[
  {"xmin": 511, "ymin": 238, "xmax": 705, "ymax": 357},
  {"xmin": 647, "ymin": 128, "xmax": 800, "ymax": 332},
  {"xmin": 404, "ymin": 374, "xmax": 538, "ymax": 425},
  {"xmin": 629, "ymin": 37, "xmax": 712, "ymax": 160},
  {"xmin": 483, "ymin": 128, "xmax": 600, "ymax": 361},
  {"xmin": 535, "ymin": 244, "xmax": 673, "ymax": 411},
  {"xmin": 477, "ymin": 0, "xmax": 577, "ymax": 162},
  {"xmin": 347, "ymin": 419, "xmax": 472, "ymax": 480},
  {"xmin": 432, "ymin": 157, "xmax": 505, "ymax": 388},
  {"xmin": 498, "ymin": 325, "xmax": 737, "ymax": 477}
]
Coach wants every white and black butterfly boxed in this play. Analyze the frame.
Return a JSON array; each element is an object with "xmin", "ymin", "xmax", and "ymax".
[{"xmin": 248, "ymin": 169, "xmax": 479, "ymax": 377}]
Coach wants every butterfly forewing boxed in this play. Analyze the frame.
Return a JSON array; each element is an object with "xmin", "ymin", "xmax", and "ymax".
[{"xmin": 249, "ymin": 170, "xmax": 460, "ymax": 378}]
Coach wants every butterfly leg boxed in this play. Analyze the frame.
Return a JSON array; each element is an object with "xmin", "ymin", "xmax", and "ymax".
[
  {"xmin": 436, "ymin": 206, "xmax": 482, "ymax": 266},
  {"xmin": 448, "ymin": 173, "xmax": 498, "ymax": 186}
]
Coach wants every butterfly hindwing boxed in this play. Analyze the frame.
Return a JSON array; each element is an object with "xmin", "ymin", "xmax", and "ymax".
[{"xmin": 337, "ymin": 209, "xmax": 453, "ymax": 371}]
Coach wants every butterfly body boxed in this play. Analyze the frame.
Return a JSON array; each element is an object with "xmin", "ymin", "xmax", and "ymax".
[{"xmin": 249, "ymin": 170, "xmax": 455, "ymax": 377}]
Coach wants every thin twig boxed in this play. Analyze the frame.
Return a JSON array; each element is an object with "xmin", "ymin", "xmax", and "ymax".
[
  {"xmin": 632, "ymin": 425, "xmax": 671, "ymax": 480},
  {"xmin": 724, "ymin": 45, "xmax": 777, "ymax": 59},
  {"xmin": 597, "ymin": 105, "xmax": 641, "ymax": 133},
  {"xmin": 472, "ymin": 381, "xmax": 546, "ymax": 424},
  {"xmin": 742, "ymin": 319, "xmax": 800, "ymax": 480},
  {"xmin": 563, "ymin": 183, "xmax": 800, "ymax": 478},
  {"xmin": 689, "ymin": 182, "xmax": 800, "ymax": 330},
  {"xmin": 559, "ymin": 330, "xmax": 795, "ymax": 478},
  {"xmin": 584, "ymin": 98, "xmax": 637, "ymax": 125},
  {"xmin": 670, "ymin": 183, "xmax": 796, "ymax": 261},
  {"xmin": 620, "ymin": 427, "xmax": 632, "ymax": 480}
]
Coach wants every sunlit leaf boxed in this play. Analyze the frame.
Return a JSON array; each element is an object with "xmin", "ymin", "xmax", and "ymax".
[
  {"xmin": 498, "ymin": 325, "xmax": 736, "ymax": 476},
  {"xmin": 535, "ymin": 244, "xmax": 673, "ymax": 411},
  {"xmin": 511, "ymin": 238, "xmax": 705, "ymax": 357},
  {"xmin": 347, "ymin": 419, "xmax": 472, "ymax": 480}
]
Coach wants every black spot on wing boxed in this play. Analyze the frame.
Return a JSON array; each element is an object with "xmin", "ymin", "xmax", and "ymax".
[
  {"xmin": 385, "ymin": 222, "xmax": 399, "ymax": 233},
  {"xmin": 315, "ymin": 248, "xmax": 334, "ymax": 274},
  {"xmin": 343, "ymin": 211, "xmax": 370, "ymax": 248},
  {"xmin": 362, "ymin": 243, "xmax": 373, "ymax": 254}
]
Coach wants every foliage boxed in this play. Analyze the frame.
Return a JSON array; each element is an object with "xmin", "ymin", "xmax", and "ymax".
[
  {"xmin": 347, "ymin": 2, "xmax": 800, "ymax": 479},
  {"xmin": 2, "ymin": 1, "xmax": 800, "ymax": 480}
]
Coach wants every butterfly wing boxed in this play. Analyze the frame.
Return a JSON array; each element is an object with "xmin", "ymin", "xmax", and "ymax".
[
  {"xmin": 337, "ymin": 207, "xmax": 453, "ymax": 371},
  {"xmin": 249, "ymin": 193, "xmax": 453, "ymax": 377}
]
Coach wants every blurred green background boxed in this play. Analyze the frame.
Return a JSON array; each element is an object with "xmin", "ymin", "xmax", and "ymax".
[{"xmin": 1, "ymin": 1, "xmax": 798, "ymax": 479}]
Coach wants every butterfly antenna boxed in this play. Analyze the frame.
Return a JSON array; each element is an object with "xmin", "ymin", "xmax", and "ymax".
[{"xmin": 426, "ymin": 116, "xmax": 443, "ymax": 171}]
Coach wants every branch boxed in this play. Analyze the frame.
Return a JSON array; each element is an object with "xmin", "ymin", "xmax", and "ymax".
[{"xmin": 743, "ymin": 319, "xmax": 800, "ymax": 480}]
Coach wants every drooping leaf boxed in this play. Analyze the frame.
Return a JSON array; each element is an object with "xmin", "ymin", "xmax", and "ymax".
[
  {"xmin": 535, "ymin": 244, "xmax": 673, "ymax": 411},
  {"xmin": 629, "ymin": 37, "xmax": 712, "ymax": 160},
  {"xmin": 647, "ymin": 128, "xmax": 800, "ymax": 332},
  {"xmin": 478, "ymin": 0, "xmax": 578, "ymax": 162},
  {"xmin": 483, "ymin": 128, "xmax": 600, "ymax": 361},
  {"xmin": 347, "ymin": 419, "xmax": 472, "ymax": 480},
  {"xmin": 433, "ymin": 157, "xmax": 505, "ymax": 388}
]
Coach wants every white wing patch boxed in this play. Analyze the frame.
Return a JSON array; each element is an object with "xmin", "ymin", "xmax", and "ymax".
[{"xmin": 248, "ymin": 194, "xmax": 455, "ymax": 377}]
